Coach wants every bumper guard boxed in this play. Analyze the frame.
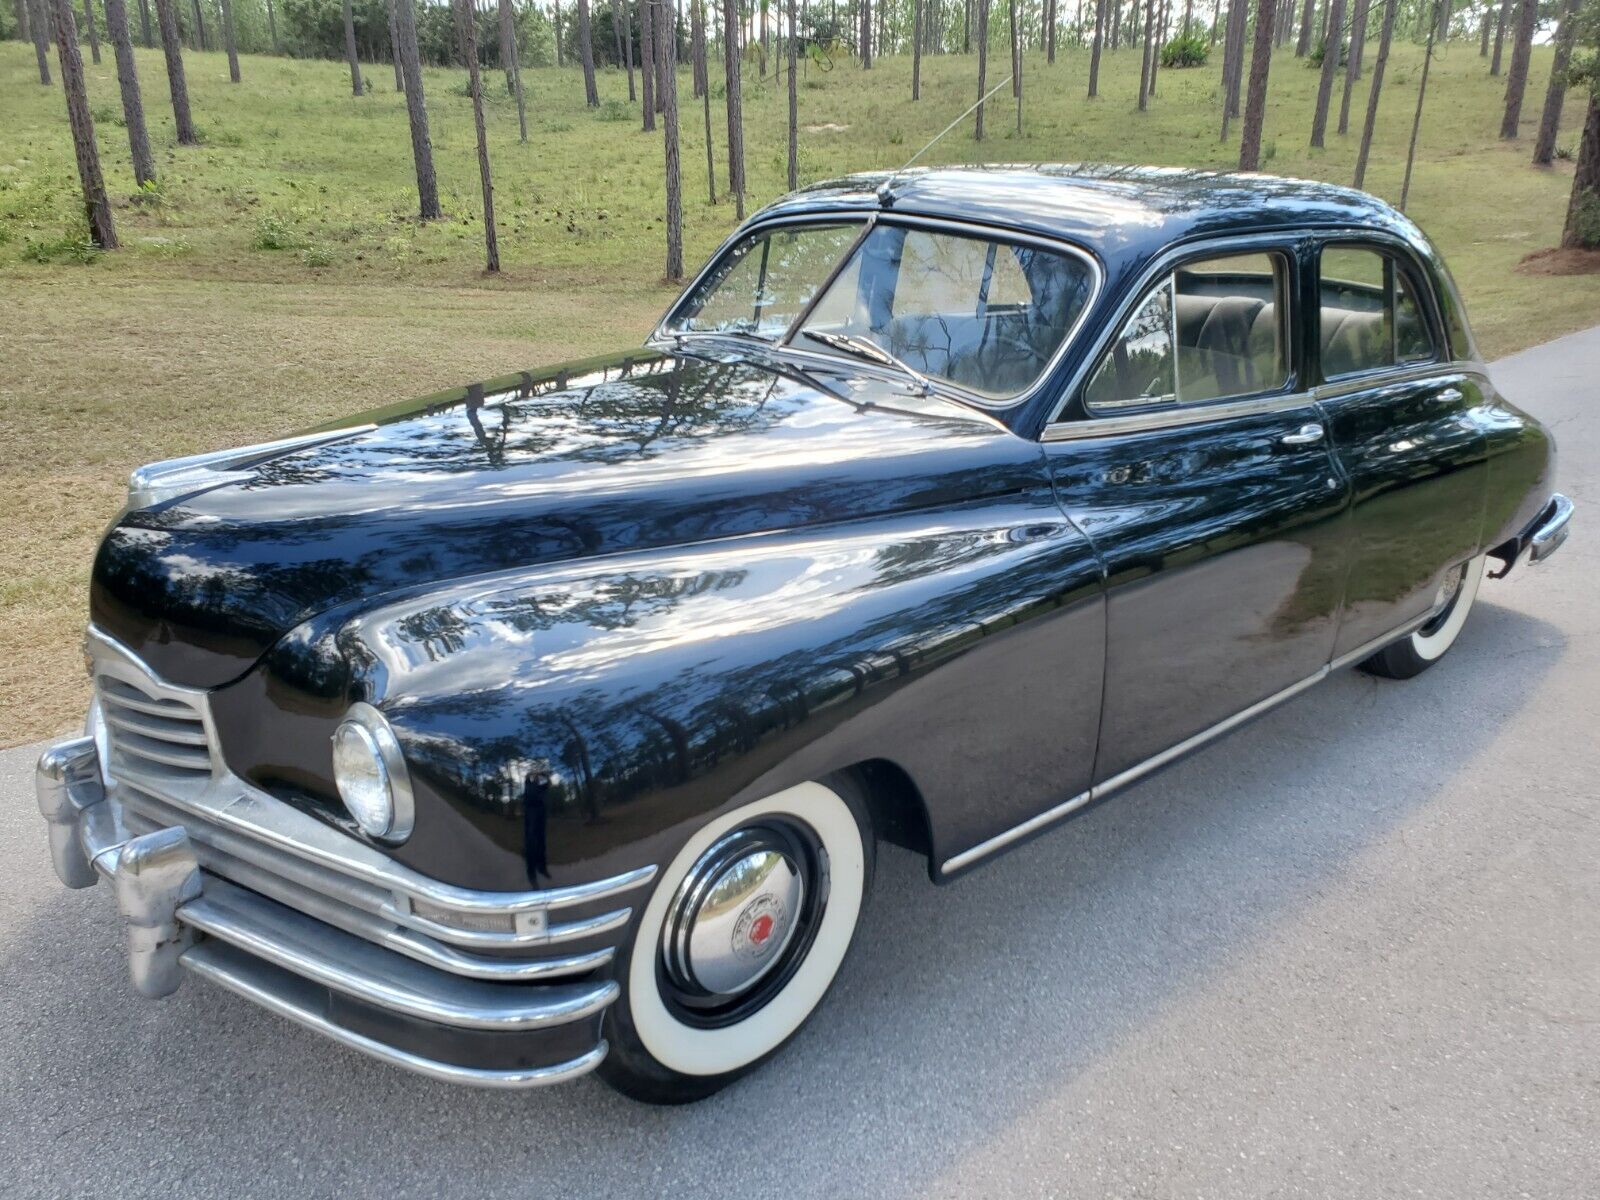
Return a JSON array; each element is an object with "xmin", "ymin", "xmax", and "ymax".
[{"xmin": 38, "ymin": 736, "xmax": 632, "ymax": 1089}]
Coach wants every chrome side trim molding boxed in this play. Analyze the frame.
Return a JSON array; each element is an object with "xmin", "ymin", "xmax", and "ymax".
[
  {"xmin": 940, "ymin": 788, "xmax": 1097, "ymax": 874},
  {"xmin": 942, "ymin": 614, "xmax": 1434, "ymax": 875},
  {"xmin": 181, "ymin": 942, "xmax": 611, "ymax": 1090},
  {"xmin": 1091, "ymin": 668, "xmax": 1329, "ymax": 800},
  {"xmin": 1328, "ymin": 614, "xmax": 1430, "ymax": 672}
]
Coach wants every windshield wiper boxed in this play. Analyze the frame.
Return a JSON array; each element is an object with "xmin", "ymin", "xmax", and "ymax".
[{"xmin": 798, "ymin": 330, "xmax": 933, "ymax": 396}]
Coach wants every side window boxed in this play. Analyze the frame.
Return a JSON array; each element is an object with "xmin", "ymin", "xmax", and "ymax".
[
  {"xmin": 1318, "ymin": 246, "xmax": 1438, "ymax": 379},
  {"xmin": 1084, "ymin": 250, "xmax": 1290, "ymax": 412}
]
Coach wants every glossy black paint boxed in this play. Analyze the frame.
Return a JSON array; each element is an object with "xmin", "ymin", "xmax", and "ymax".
[{"xmin": 90, "ymin": 167, "xmax": 1558, "ymax": 894}]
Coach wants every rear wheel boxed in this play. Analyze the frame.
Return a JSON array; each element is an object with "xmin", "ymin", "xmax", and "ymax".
[
  {"xmin": 599, "ymin": 775, "xmax": 875, "ymax": 1104},
  {"xmin": 1358, "ymin": 554, "xmax": 1487, "ymax": 679}
]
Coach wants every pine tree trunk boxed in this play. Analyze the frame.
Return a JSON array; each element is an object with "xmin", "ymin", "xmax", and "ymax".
[
  {"xmin": 1477, "ymin": 6, "xmax": 1488, "ymax": 57},
  {"xmin": 30, "ymin": 0, "xmax": 52, "ymax": 84},
  {"xmin": 152, "ymin": 0, "xmax": 196, "ymax": 142},
  {"xmin": 1497, "ymin": 0, "xmax": 1536, "ymax": 139},
  {"xmin": 912, "ymin": 0, "xmax": 921, "ymax": 98},
  {"xmin": 218, "ymin": 0, "xmax": 238, "ymax": 80},
  {"xmin": 1219, "ymin": 0, "xmax": 1243, "ymax": 137},
  {"xmin": 1087, "ymin": 0, "xmax": 1102, "ymax": 97},
  {"xmin": 1011, "ymin": 0, "xmax": 1021, "ymax": 131},
  {"xmin": 51, "ymin": 0, "xmax": 117, "ymax": 247},
  {"xmin": 1399, "ymin": 0, "xmax": 1439, "ymax": 210},
  {"xmin": 702, "ymin": 44, "xmax": 716, "ymax": 203},
  {"xmin": 1351, "ymin": 0, "xmax": 1394, "ymax": 189},
  {"xmin": 974, "ymin": 0, "xmax": 987, "ymax": 139},
  {"xmin": 266, "ymin": 0, "xmax": 277, "ymax": 51},
  {"xmin": 1532, "ymin": 0, "xmax": 1579, "ymax": 166},
  {"xmin": 104, "ymin": 0, "xmax": 156, "ymax": 186},
  {"xmin": 577, "ymin": 0, "xmax": 600, "ymax": 105},
  {"xmin": 1227, "ymin": 0, "xmax": 1245, "ymax": 115},
  {"xmin": 82, "ymin": 0, "xmax": 100, "ymax": 63},
  {"xmin": 190, "ymin": 0, "xmax": 204, "ymax": 51},
  {"xmin": 455, "ymin": 0, "xmax": 499, "ymax": 271},
  {"xmin": 1309, "ymin": 0, "xmax": 1342, "ymax": 145},
  {"xmin": 1489, "ymin": 0, "xmax": 1510, "ymax": 76},
  {"xmin": 652, "ymin": 0, "xmax": 681, "ymax": 278},
  {"xmin": 640, "ymin": 0, "xmax": 656, "ymax": 128},
  {"xmin": 394, "ymin": 0, "xmax": 441, "ymax": 217},
  {"xmin": 860, "ymin": 0, "xmax": 871, "ymax": 66},
  {"xmin": 787, "ymin": 0, "xmax": 797, "ymax": 188},
  {"xmin": 1238, "ymin": 0, "xmax": 1277, "ymax": 169},
  {"xmin": 1138, "ymin": 0, "xmax": 1152, "ymax": 110},
  {"xmin": 1337, "ymin": 0, "xmax": 1368, "ymax": 134},
  {"xmin": 691, "ymin": 0, "xmax": 705, "ymax": 97},
  {"xmin": 653, "ymin": 0, "xmax": 666, "ymax": 112},
  {"xmin": 14, "ymin": 0, "xmax": 30, "ymax": 46},
  {"xmin": 501, "ymin": 0, "xmax": 526, "ymax": 139},
  {"xmin": 721, "ymin": 0, "xmax": 744, "ymax": 216},
  {"xmin": 342, "ymin": 0, "xmax": 362, "ymax": 93},
  {"xmin": 608, "ymin": 0, "xmax": 624, "ymax": 74},
  {"xmin": 1294, "ymin": 0, "xmax": 1311, "ymax": 56},
  {"xmin": 1561, "ymin": 92, "xmax": 1600, "ymax": 249},
  {"xmin": 388, "ymin": 0, "xmax": 403, "ymax": 89}
]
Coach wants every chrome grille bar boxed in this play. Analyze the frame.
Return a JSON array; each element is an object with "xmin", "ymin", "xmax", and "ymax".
[{"xmin": 84, "ymin": 626, "xmax": 655, "ymax": 982}]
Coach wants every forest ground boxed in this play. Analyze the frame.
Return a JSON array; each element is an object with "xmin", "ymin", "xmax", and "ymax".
[{"xmin": 1, "ymin": 38, "xmax": 1594, "ymax": 743}]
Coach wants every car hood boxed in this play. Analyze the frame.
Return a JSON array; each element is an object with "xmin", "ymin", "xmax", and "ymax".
[{"xmin": 91, "ymin": 347, "xmax": 1046, "ymax": 688}]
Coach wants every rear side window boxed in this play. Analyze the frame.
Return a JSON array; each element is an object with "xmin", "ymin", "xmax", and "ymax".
[
  {"xmin": 1318, "ymin": 246, "xmax": 1437, "ymax": 379},
  {"xmin": 1084, "ymin": 251, "xmax": 1290, "ymax": 412}
]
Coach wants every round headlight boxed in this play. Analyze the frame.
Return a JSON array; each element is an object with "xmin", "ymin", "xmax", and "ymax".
[{"xmin": 331, "ymin": 703, "xmax": 414, "ymax": 842}]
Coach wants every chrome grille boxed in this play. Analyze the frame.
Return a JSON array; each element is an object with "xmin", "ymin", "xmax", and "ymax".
[
  {"xmin": 96, "ymin": 674, "xmax": 214, "ymax": 781},
  {"xmin": 84, "ymin": 626, "xmax": 655, "ymax": 984}
]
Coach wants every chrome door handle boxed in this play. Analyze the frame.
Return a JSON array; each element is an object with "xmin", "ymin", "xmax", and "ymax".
[
  {"xmin": 1280, "ymin": 423, "xmax": 1325, "ymax": 447},
  {"xmin": 1435, "ymin": 387, "xmax": 1464, "ymax": 403}
]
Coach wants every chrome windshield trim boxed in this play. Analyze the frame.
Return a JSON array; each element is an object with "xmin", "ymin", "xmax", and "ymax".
[{"xmin": 651, "ymin": 209, "xmax": 1105, "ymax": 413}]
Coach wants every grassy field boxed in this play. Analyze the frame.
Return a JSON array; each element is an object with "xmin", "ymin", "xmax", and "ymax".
[{"xmin": 1, "ymin": 37, "xmax": 1596, "ymax": 745}]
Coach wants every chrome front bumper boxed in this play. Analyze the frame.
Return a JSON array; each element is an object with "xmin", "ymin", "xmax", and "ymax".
[{"xmin": 38, "ymin": 735, "xmax": 643, "ymax": 1088}]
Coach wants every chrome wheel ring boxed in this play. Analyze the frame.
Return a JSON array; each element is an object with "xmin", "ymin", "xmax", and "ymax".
[{"xmin": 659, "ymin": 821, "xmax": 827, "ymax": 1026}]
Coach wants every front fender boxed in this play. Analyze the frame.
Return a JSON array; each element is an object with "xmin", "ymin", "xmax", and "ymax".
[{"xmin": 214, "ymin": 492, "xmax": 1105, "ymax": 890}]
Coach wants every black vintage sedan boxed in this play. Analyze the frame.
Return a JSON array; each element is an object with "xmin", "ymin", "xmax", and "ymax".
[{"xmin": 39, "ymin": 165, "xmax": 1572, "ymax": 1104}]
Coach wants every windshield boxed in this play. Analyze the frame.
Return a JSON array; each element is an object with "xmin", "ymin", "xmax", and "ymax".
[{"xmin": 667, "ymin": 221, "xmax": 1097, "ymax": 402}]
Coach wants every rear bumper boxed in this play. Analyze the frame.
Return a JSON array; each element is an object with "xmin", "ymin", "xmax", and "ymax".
[
  {"xmin": 1490, "ymin": 493, "xmax": 1573, "ymax": 578},
  {"xmin": 37, "ymin": 736, "xmax": 632, "ymax": 1089}
]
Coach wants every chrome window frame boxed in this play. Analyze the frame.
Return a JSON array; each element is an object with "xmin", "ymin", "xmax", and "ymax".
[
  {"xmin": 1062, "ymin": 233, "xmax": 1301, "ymax": 427},
  {"xmin": 1312, "ymin": 234, "xmax": 1445, "ymax": 386},
  {"xmin": 650, "ymin": 210, "xmax": 1106, "ymax": 412}
]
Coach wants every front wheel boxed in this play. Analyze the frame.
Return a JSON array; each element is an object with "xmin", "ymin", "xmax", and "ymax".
[
  {"xmin": 1358, "ymin": 554, "xmax": 1487, "ymax": 679},
  {"xmin": 599, "ymin": 776, "xmax": 875, "ymax": 1104}
]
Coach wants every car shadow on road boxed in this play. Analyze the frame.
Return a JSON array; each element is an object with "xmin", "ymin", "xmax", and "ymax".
[{"xmin": 0, "ymin": 601, "xmax": 1566, "ymax": 1200}]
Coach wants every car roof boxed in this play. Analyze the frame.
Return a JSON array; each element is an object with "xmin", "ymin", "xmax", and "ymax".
[{"xmin": 755, "ymin": 164, "xmax": 1425, "ymax": 259}]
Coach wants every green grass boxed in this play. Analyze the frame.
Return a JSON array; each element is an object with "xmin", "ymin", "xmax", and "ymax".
[{"xmin": 1, "ymin": 39, "xmax": 1595, "ymax": 745}]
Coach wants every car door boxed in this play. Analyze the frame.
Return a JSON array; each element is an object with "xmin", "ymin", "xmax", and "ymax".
[
  {"xmin": 1043, "ymin": 242, "xmax": 1351, "ymax": 785},
  {"xmin": 1311, "ymin": 240, "xmax": 1489, "ymax": 660}
]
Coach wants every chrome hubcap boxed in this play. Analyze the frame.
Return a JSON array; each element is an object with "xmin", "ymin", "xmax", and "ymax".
[
  {"xmin": 1421, "ymin": 562, "xmax": 1468, "ymax": 636},
  {"xmin": 663, "ymin": 830, "xmax": 806, "ymax": 997},
  {"xmin": 659, "ymin": 820, "xmax": 828, "ymax": 1026}
]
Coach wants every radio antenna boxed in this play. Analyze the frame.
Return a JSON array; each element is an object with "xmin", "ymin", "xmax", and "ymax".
[{"xmin": 876, "ymin": 73, "xmax": 1014, "ymax": 208}]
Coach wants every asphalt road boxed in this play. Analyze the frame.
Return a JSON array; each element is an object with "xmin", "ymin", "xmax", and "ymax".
[{"xmin": 2, "ymin": 328, "xmax": 1595, "ymax": 1200}]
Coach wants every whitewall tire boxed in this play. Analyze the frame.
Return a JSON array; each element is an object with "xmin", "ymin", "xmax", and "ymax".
[
  {"xmin": 1359, "ymin": 554, "xmax": 1487, "ymax": 679},
  {"xmin": 599, "ymin": 776, "xmax": 874, "ymax": 1104}
]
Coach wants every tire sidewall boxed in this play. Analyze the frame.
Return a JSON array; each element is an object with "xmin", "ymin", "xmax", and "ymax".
[{"xmin": 600, "ymin": 775, "xmax": 875, "ymax": 1103}]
